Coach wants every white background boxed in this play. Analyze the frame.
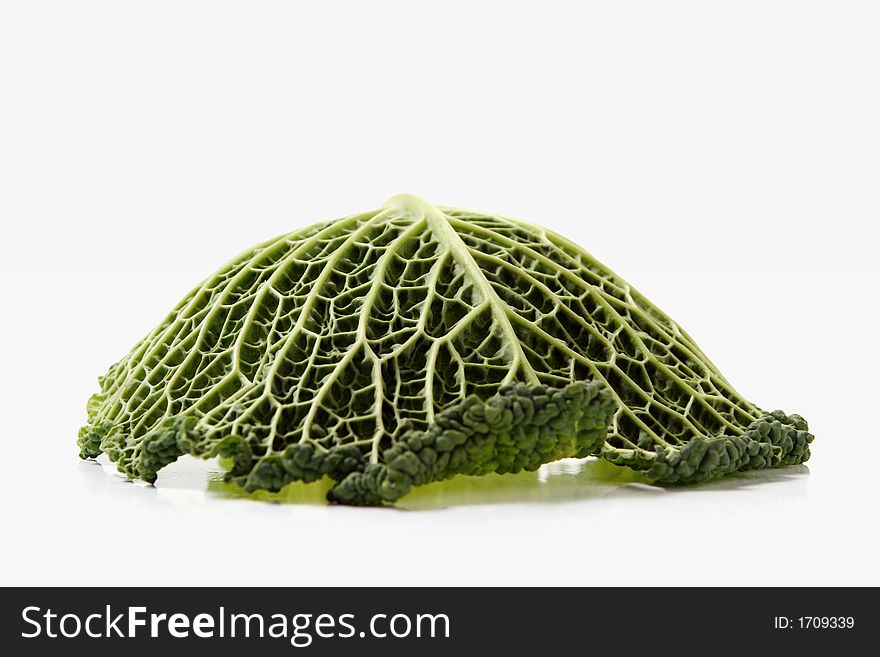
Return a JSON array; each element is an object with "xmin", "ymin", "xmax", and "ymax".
[{"xmin": 1, "ymin": 1, "xmax": 878, "ymax": 586}]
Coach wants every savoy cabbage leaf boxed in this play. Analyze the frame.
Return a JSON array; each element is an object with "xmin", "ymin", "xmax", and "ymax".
[{"xmin": 79, "ymin": 194, "xmax": 812, "ymax": 504}]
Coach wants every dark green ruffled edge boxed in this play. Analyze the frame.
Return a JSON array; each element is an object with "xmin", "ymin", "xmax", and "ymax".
[
  {"xmin": 77, "ymin": 381, "xmax": 615, "ymax": 506},
  {"xmin": 602, "ymin": 410, "xmax": 814, "ymax": 484},
  {"xmin": 77, "ymin": 385, "xmax": 813, "ymax": 504},
  {"xmin": 327, "ymin": 381, "xmax": 615, "ymax": 505}
]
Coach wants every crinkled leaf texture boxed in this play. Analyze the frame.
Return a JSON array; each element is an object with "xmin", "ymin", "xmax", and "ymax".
[{"xmin": 79, "ymin": 194, "xmax": 812, "ymax": 504}]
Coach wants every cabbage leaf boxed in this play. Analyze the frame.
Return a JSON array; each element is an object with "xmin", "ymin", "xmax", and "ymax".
[{"xmin": 79, "ymin": 194, "xmax": 812, "ymax": 504}]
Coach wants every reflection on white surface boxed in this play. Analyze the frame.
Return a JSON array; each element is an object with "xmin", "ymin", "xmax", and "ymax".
[{"xmin": 81, "ymin": 453, "xmax": 811, "ymax": 512}]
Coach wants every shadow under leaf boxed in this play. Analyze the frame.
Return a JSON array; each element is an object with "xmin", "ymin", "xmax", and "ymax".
[
  {"xmin": 204, "ymin": 457, "xmax": 650, "ymax": 509},
  {"xmin": 90, "ymin": 453, "xmax": 813, "ymax": 510}
]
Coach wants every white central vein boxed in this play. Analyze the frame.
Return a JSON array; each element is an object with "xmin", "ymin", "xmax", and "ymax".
[{"xmin": 411, "ymin": 198, "xmax": 540, "ymax": 385}]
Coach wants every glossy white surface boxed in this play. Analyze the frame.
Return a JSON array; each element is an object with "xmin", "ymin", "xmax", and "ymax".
[
  {"xmin": 4, "ymin": 442, "xmax": 877, "ymax": 586},
  {"xmin": 2, "ymin": 2, "xmax": 879, "ymax": 587}
]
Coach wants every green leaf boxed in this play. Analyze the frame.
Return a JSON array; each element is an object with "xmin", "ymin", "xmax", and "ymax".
[{"xmin": 79, "ymin": 194, "xmax": 812, "ymax": 503}]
